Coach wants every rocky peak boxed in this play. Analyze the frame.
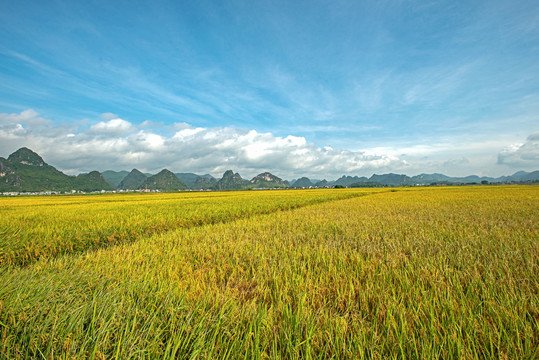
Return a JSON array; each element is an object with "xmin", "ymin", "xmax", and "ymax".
[
  {"xmin": 118, "ymin": 169, "xmax": 147, "ymax": 189},
  {"xmin": 8, "ymin": 147, "xmax": 45, "ymax": 166},
  {"xmin": 138, "ymin": 169, "xmax": 187, "ymax": 191},
  {"xmin": 249, "ymin": 172, "xmax": 288, "ymax": 188},
  {"xmin": 213, "ymin": 170, "xmax": 244, "ymax": 190},
  {"xmin": 250, "ymin": 172, "xmax": 274, "ymax": 183},
  {"xmin": 250, "ymin": 172, "xmax": 286, "ymax": 184}
]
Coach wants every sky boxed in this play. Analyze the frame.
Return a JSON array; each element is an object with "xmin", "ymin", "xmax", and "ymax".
[{"xmin": 0, "ymin": 0, "xmax": 538, "ymax": 180}]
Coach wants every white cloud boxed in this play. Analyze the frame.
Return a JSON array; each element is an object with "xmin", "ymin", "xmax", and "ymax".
[
  {"xmin": 0, "ymin": 110, "xmax": 408, "ymax": 178},
  {"xmin": 100, "ymin": 112, "xmax": 119, "ymax": 120},
  {"xmin": 18, "ymin": 109, "xmax": 40, "ymax": 121},
  {"xmin": 0, "ymin": 123, "xmax": 26, "ymax": 139},
  {"xmin": 498, "ymin": 132, "xmax": 539, "ymax": 165},
  {"xmin": 173, "ymin": 127, "xmax": 204, "ymax": 139},
  {"xmin": 0, "ymin": 108, "xmax": 50, "ymax": 126},
  {"xmin": 172, "ymin": 122, "xmax": 193, "ymax": 131},
  {"xmin": 4, "ymin": 110, "xmax": 535, "ymax": 179},
  {"xmin": 89, "ymin": 118, "xmax": 135, "ymax": 136},
  {"xmin": 140, "ymin": 120, "xmax": 162, "ymax": 128}
]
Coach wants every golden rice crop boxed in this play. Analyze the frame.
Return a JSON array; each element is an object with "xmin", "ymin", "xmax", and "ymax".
[
  {"xmin": 0, "ymin": 185, "xmax": 537, "ymax": 359},
  {"xmin": 0, "ymin": 188, "xmax": 377, "ymax": 266}
]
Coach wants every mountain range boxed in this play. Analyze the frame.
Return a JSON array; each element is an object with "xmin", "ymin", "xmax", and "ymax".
[
  {"xmin": 0, "ymin": 148, "xmax": 113, "ymax": 192},
  {"xmin": 1, "ymin": 147, "xmax": 537, "ymax": 193}
]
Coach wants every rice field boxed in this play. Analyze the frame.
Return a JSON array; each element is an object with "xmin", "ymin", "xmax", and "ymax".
[
  {"xmin": 0, "ymin": 189, "xmax": 375, "ymax": 266},
  {"xmin": 0, "ymin": 186, "xmax": 538, "ymax": 359}
]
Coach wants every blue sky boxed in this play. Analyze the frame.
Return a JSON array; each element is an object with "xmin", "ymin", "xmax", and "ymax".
[{"xmin": 1, "ymin": 0, "xmax": 538, "ymax": 179}]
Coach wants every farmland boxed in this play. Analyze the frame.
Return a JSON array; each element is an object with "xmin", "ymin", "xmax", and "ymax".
[{"xmin": 0, "ymin": 186, "xmax": 538, "ymax": 359}]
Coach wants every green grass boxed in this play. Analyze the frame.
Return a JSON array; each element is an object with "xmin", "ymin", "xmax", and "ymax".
[{"xmin": 0, "ymin": 186, "xmax": 538, "ymax": 358}]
